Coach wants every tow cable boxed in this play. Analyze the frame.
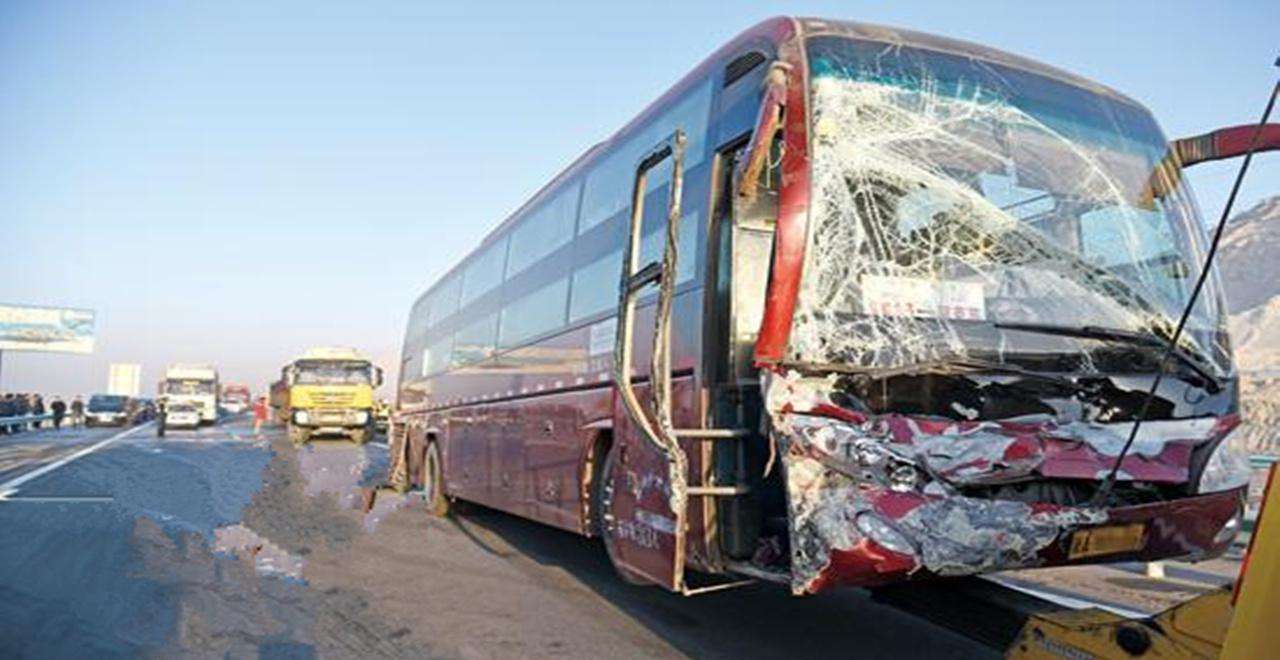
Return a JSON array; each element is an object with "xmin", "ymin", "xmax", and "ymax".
[{"xmin": 1093, "ymin": 62, "xmax": 1280, "ymax": 507}]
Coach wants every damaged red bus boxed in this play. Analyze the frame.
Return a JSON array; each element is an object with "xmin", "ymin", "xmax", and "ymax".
[{"xmin": 391, "ymin": 17, "xmax": 1256, "ymax": 595}]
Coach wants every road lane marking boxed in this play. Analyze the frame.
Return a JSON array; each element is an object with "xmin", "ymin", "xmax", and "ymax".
[
  {"xmin": 982, "ymin": 575, "xmax": 1151, "ymax": 619},
  {"xmin": 0, "ymin": 422, "xmax": 154, "ymax": 497},
  {"xmin": 0, "ymin": 495, "xmax": 114, "ymax": 503}
]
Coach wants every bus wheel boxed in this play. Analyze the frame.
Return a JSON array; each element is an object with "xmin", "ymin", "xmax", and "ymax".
[
  {"xmin": 423, "ymin": 441, "xmax": 451, "ymax": 518},
  {"xmin": 596, "ymin": 444, "xmax": 647, "ymax": 585}
]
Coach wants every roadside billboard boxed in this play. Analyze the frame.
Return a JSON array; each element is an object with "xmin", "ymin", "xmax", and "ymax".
[
  {"xmin": 108, "ymin": 363, "xmax": 142, "ymax": 397},
  {"xmin": 0, "ymin": 303, "xmax": 96, "ymax": 354}
]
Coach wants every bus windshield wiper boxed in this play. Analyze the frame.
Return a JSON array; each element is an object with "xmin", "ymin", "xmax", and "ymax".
[{"xmin": 992, "ymin": 321, "xmax": 1223, "ymax": 391}]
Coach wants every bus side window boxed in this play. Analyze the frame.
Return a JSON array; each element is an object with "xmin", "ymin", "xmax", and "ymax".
[
  {"xmin": 507, "ymin": 182, "xmax": 580, "ymax": 279},
  {"xmin": 427, "ymin": 273, "xmax": 462, "ymax": 327},
  {"xmin": 568, "ymin": 77, "xmax": 715, "ymax": 324},
  {"xmin": 498, "ymin": 277, "xmax": 569, "ymax": 349},
  {"xmin": 460, "ymin": 237, "xmax": 510, "ymax": 307},
  {"xmin": 578, "ymin": 80, "xmax": 713, "ymax": 235}
]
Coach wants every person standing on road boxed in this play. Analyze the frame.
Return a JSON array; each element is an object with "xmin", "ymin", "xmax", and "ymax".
[
  {"xmin": 252, "ymin": 396, "xmax": 269, "ymax": 436},
  {"xmin": 15, "ymin": 394, "xmax": 30, "ymax": 432},
  {"xmin": 70, "ymin": 395, "xmax": 85, "ymax": 428},
  {"xmin": 0, "ymin": 394, "xmax": 12, "ymax": 435},
  {"xmin": 32, "ymin": 394, "xmax": 46, "ymax": 430},
  {"xmin": 50, "ymin": 397, "xmax": 66, "ymax": 430},
  {"xmin": 156, "ymin": 397, "xmax": 167, "ymax": 438}
]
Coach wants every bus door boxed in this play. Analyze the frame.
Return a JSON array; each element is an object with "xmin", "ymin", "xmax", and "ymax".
[
  {"xmin": 607, "ymin": 132, "xmax": 692, "ymax": 590},
  {"xmin": 608, "ymin": 130, "xmax": 754, "ymax": 593}
]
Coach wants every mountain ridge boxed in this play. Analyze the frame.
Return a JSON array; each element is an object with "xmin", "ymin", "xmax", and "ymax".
[
  {"xmin": 1220, "ymin": 195, "xmax": 1280, "ymax": 454},
  {"xmin": 1222, "ymin": 195, "xmax": 1280, "ymax": 371}
]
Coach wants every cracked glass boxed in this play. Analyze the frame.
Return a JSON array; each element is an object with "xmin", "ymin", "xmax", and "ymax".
[{"xmin": 789, "ymin": 36, "xmax": 1230, "ymax": 377}]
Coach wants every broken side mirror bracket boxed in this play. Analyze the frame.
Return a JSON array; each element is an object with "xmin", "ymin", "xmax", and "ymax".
[{"xmin": 734, "ymin": 61, "xmax": 791, "ymax": 204}]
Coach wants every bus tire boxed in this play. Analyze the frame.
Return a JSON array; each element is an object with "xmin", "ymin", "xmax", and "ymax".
[
  {"xmin": 596, "ymin": 443, "xmax": 648, "ymax": 586},
  {"xmin": 423, "ymin": 441, "xmax": 450, "ymax": 517}
]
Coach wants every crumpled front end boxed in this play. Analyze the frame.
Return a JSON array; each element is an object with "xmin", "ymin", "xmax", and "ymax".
[{"xmin": 766, "ymin": 373, "xmax": 1245, "ymax": 595}]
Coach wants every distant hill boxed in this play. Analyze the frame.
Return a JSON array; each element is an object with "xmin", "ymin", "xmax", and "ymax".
[
  {"xmin": 1222, "ymin": 196, "xmax": 1280, "ymax": 371},
  {"xmin": 1219, "ymin": 195, "xmax": 1280, "ymax": 454}
]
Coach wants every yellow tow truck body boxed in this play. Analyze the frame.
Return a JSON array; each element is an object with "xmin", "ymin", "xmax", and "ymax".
[{"xmin": 1008, "ymin": 463, "xmax": 1279, "ymax": 659}]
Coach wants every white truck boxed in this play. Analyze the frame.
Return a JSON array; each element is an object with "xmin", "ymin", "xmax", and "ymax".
[{"xmin": 161, "ymin": 364, "xmax": 220, "ymax": 425}]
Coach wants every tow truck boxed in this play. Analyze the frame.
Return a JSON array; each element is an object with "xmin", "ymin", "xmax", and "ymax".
[{"xmin": 871, "ymin": 458, "xmax": 1275, "ymax": 659}]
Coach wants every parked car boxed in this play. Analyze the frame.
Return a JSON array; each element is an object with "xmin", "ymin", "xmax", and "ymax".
[
  {"xmin": 131, "ymin": 398, "xmax": 156, "ymax": 423},
  {"xmin": 86, "ymin": 394, "xmax": 132, "ymax": 427},
  {"xmin": 163, "ymin": 402, "xmax": 203, "ymax": 430}
]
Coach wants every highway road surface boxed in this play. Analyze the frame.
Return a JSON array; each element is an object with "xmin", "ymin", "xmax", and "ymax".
[
  {"xmin": 0, "ymin": 417, "xmax": 1253, "ymax": 658},
  {"xmin": 0, "ymin": 416, "xmax": 996, "ymax": 658}
]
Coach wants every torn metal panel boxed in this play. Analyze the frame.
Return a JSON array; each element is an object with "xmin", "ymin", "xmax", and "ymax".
[
  {"xmin": 776, "ymin": 418, "xmax": 1243, "ymax": 594},
  {"xmin": 892, "ymin": 497, "xmax": 1104, "ymax": 577},
  {"xmin": 764, "ymin": 370, "xmax": 1240, "ymax": 594},
  {"xmin": 781, "ymin": 440, "xmax": 1108, "ymax": 594},
  {"xmin": 768, "ymin": 377, "xmax": 1227, "ymax": 489}
]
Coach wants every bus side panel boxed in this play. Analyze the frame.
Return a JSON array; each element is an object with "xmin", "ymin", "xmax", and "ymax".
[
  {"xmin": 506, "ymin": 385, "xmax": 612, "ymax": 533},
  {"xmin": 448, "ymin": 388, "xmax": 592, "ymax": 531},
  {"xmin": 604, "ymin": 283, "xmax": 708, "ymax": 587},
  {"xmin": 425, "ymin": 287, "xmax": 703, "ymax": 518},
  {"xmin": 605, "ymin": 376, "xmax": 701, "ymax": 589},
  {"xmin": 439, "ymin": 406, "xmax": 486, "ymax": 502},
  {"xmin": 491, "ymin": 401, "xmax": 525, "ymax": 513}
]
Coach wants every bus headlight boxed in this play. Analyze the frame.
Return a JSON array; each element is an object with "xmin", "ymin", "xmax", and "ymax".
[
  {"xmin": 293, "ymin": 410, "xmax": 310, "ymax": 425},
  {"xmin": 1214, "ymin": 506, "xmax": 1243, "ymax": 546},
  {"xmin": 1197, "ymin": 436, "xmax": 1251, "ymax": 494},
  {"xmin": 352, "ymin": 411, "xmax": 369, "ymax": 425}
]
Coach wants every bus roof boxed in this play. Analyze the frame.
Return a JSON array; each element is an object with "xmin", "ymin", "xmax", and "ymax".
[
  {"xmin": 412, "ymin": 16, "xmax": 1147, "ymax": 306},
  {"xmin": 409, "ymin": 17, "xmax": 797, "ymax": 311}
]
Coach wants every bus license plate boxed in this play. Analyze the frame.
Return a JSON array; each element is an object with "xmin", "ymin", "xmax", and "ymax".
[{"xmin": 1068, "ymin": 523, "xmax": 1146, "ymax": 560}]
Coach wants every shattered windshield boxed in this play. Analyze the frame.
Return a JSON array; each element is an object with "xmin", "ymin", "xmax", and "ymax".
[
  {"xmin": 790, "ymin": 36, "xmax": 1230, "ymax": 377},
  {"xmin": 296, "ymin": 362, "xmax": 371, "ymax": 385}
]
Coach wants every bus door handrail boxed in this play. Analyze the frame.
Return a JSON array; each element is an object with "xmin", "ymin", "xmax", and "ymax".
[{"xmin": 613, "ymin": 129, "xmax": 691, "ymax": 520}]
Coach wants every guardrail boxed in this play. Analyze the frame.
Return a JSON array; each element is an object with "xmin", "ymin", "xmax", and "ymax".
[{"xmin": 0, "ymin": 413, "xmax": 54, "ymax": 426}]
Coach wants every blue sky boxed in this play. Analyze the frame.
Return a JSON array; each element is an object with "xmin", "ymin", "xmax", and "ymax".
[{"xmin": 1, "ymin": 0, "xmax": 1277, "ymax": 396}]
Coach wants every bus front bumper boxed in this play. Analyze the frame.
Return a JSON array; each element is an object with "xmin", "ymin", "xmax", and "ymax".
[
  {"xmin": 777, "ymin": 432, "xmax": 1244, "ymax": 596},
  {"xmin": 784, "ymin": 470, "xmax": 1243, "ymax": 595}
]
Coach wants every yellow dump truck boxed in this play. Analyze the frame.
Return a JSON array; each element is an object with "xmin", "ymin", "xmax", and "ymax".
[{"xmin": 276, "ymin": 347, "xmax": 383, "ymax": 446}]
